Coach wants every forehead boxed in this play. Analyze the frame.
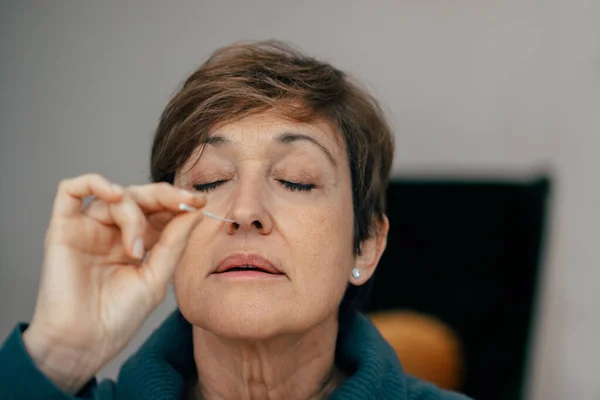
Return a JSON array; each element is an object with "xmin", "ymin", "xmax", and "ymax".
[
  {"xmin": 175, "ymin": 111, "xmax": 348, "ymax": 181},
  {"xmin": 209, "ymin": 111, "xmax": 345, "ymax": 150}
]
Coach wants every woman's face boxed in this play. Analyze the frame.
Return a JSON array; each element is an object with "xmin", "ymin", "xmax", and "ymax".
[{"xmin": 174, "ymin": 111, "xmax": 360, "ymax": 338}]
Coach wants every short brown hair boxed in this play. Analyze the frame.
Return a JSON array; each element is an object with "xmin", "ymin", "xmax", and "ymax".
[{"xmin": 150, "ymin": 40, "xmax": 394, "ymax": 316}]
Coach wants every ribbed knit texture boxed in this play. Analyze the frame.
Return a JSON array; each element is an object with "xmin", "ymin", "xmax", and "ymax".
[{"xmin": 0, "ymin": 310, "xmax": 471, "ymax": 399}]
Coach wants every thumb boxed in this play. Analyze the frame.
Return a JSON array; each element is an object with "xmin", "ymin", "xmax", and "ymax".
[{"xmin": 141, "ymin": 211, "xmax": 204, "ymax": 304}]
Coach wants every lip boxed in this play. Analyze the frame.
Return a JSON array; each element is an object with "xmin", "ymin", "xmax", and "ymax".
[{"xmin": 213, "ymin": 253, "xmax": 284, "ymax": 275}]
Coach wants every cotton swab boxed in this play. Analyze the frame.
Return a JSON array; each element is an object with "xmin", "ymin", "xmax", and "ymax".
[
  {"xmin": 178, "ymin": 203, "xmax": 236, "ymax": 223},
  {"xmin": 202, "ymin": 211, "xmax": 236, "ymax": 223}
]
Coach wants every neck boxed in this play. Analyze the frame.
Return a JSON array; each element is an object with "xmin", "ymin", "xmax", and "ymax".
[{"xmin": 191, "ymin": 315, "xmax": 344, "ymax": 400}]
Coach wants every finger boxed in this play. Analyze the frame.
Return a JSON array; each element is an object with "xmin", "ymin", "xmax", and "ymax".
[
  {"xmin": 146, "ymin": 210, "xmax": 179, "ymax": 231},
  {"xmin": 83, "ymin": 200, "xmax": 169, "ymax": 252},
  {"xmin": 53, "ymin": 174, "xmax": 124, "ymax": 217},
  {"xmin": 84, "ymin": 194, "xmax": 199, "ymax": 259},
  {"xmin": 108, "ymin": 194, "xmax": 149, "ymax": 260},
  {"xmin": 141, "ymin": 212, "xmax": 204, "ymax": 303},
  {"xmin": 85, "ymin": 183, "xmax": 205, "ymax": 228},
  {"xmin": 137, "ymin": 211, "xmax": 179, "ymax": 251},
  {"xmin": 85, "ymin": 204, "xmax": 179, "ymax": 234},
  {"xmin": 84, "ymin": 205, "xmax": 192, "ymax": 255},
  {"xmin": 95, "ymin": 209, "xmax": 180, "ymax": 252},
  {"xmin": 45, "ymin": 215, "xmax": 121, "ymax": 257},
  {"xmin": 83, "ymin": 199, "xmax": 112, "ymax": 225},
  {"xmin": 126, "ymin": 183, "xmax": 206, "ymax": 214}
]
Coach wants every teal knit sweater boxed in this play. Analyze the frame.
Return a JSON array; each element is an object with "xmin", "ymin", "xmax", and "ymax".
[{"xmin": 0, "ymin": 310, "xmax": 471, "ymax": 399}]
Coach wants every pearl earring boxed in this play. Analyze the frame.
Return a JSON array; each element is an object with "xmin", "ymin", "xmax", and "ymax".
[{"xmin": 352, "ymin": 267, "xmax": 361, "ymax": 280}]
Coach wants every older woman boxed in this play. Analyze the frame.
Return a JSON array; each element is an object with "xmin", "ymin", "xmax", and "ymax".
[{"xmin": 0, "ymin": 41, "xmax": 469, "ymax": 400}]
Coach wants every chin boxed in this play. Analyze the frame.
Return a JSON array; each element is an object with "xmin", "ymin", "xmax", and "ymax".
[{"xmin": 177, "ymin": 291, "xmax": 309, "ymax": 340}]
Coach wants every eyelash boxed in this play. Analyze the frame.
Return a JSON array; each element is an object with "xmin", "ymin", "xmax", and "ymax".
[
  {"xmin": 193, "ymin": 180, "xmax": 316, "ymax": 193},
  {"xmin": 193, "ymin": 180, "xmax": 226, "ymax": 193},
  {"xmin": 280, "ymin": 180, "xmax": 316, "ymax": 192}
]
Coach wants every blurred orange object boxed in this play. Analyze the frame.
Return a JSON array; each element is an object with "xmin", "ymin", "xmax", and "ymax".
[{"xmin": 368, "ymin": 310, "xmax": 464, "ymax": 391}]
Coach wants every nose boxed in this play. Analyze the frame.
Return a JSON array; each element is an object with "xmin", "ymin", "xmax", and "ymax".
[{"xmin": 225, "ymin": 178, "xmax": 273, "ymax": 236}]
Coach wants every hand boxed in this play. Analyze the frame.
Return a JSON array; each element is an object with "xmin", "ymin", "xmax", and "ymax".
[{"xmin": 22, "ymin": 174, "xmax": 206, "ymax": 393}]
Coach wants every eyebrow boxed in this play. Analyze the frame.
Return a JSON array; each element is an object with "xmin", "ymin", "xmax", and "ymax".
[
  {"xmin": 277, "ymin": 133, "xmax": 337, "ymax": 167},
  {"xmin": 201, "ymin": 135, "xmax": 230, "ymax": 146},
  {"xmin": 202, "ymin": 132, "xmax": 337, "ymax": 167}
]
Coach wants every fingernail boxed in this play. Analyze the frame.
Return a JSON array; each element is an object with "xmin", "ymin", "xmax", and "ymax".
[
  {"xmin": 133, "ymin": 237, "xmax": 145, "ymax": 259},
  {"xmin": 111, "ymin": 183, "xmax": 124, "ymax": 194},
  {"xmin": 178, "ymin": 203, "xmax": 197, "ymax": 212}
]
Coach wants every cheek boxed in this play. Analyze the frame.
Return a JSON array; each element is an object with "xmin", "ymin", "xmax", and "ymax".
[
  {"xmin": 282, "ymin": 196, "xmax": 356, "ymax": 296},
  {"xmin": 173, "ymin": 226, "xmax": 216, "ymax": 310}
]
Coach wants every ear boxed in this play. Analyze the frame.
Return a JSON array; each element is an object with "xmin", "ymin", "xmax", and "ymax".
[{"xmin": 351, "ymin": 215, "xmax": 389, "ymax": 285}]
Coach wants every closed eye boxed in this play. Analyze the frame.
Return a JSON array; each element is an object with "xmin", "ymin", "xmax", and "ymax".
[
  {"xmin": 193, "ymin": 179, "xmax": 315, "ymax": 193},
  {"xmin": 279, "ymin": 180, "xmax": 316, "ymax": 192},
  {"xmin": 193, "ymin": 180, "xmax": 227, "ymax": 193}
]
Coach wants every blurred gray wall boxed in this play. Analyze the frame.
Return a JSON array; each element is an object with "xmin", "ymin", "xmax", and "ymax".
[{"xmin": 1, "ymin": 1, "xmax": 599, "ymax": 399}]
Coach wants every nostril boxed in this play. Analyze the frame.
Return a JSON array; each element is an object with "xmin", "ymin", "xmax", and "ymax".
[
  {"xmin": 232, "ymin": 222, "xmax": 240, "ymax": 230},
  {"xmin": 253, "ymin": 221, "xmax": 263, "ymax": 230}
]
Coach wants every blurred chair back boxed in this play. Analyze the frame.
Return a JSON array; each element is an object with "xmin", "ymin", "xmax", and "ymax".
[
  {"xmin": 368, "ymin": 310, "xmax": 463, "ymax": 391},
  {"xmin": 363, "ymin": 176, "xmax": 550, "ymax": 400}
]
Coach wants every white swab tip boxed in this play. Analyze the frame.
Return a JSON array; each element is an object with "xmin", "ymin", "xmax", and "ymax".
[{"xmin": 178, "ymin": 203, "xmax": 197, "ymax": 212}]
